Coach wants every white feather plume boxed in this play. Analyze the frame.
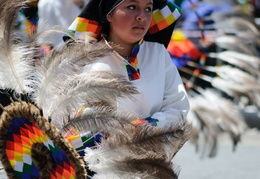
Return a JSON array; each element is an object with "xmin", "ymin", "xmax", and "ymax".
[
  {"xmin": 0, "ymin": 44, "xmax": 36, "ymax": 94},
  {"xmin": 188, "ymin": 89, "xmax": 247, "ymax": 158},
  {"xmin": 33, "ymin": 35, "xmax": 139, "ymax": 121},
  {"xmin": 214, "ymin": 36, "xmax": 260, "ymax": 56},
  {"xmin": 0, "ymin": 0, "xmax": 37, "ymax": 94},
  {"xmin": 83, "ymin": 118, "xmax": 193, "ymax": 178},
  {"xmin": 209, "ymin": 51, "xmax": 260, "ymax": 76}
]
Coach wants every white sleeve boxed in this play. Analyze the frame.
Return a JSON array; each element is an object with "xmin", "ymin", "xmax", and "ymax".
[{"xmin": 150, "ymin": 50, "xmax": 190, "ymax": 127}]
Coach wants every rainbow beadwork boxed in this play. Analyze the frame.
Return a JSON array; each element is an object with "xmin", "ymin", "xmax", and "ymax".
[
  {"xmin": 149, "ymin": 1, "xmax": 182, "ymax": 34},
  {"xmin": 6, "ymin": 117, "xmax": 77, "ymax": 178}
]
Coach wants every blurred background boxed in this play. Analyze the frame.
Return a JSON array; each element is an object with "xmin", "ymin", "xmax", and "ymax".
[{"xmin": 0, "ymin": 0, "xmax": 260, "ymax": 178}]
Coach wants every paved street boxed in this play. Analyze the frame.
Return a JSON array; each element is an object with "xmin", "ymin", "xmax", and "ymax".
[
  {"xmin": 174, "ymin": 128, "xmax": 260, "ymax": 179},
  {"xmin": 1, "ymin": 129, "xmax": 259, "ymax": 178}
]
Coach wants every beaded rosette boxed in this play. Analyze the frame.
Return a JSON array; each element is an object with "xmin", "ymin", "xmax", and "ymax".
[{"xmin": 0, "ymin": 101, "xmax": 86, "ymax": 178}]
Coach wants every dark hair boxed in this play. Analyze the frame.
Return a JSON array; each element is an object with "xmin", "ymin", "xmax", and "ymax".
[{"xmin": 100, "ymin": 19, "xmax": 110, "ymax": 37}]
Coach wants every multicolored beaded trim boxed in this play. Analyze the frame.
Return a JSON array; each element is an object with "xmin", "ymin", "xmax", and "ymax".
[
  {"xmin": 6, "ymin": 117, "xmax": 77, "ymax": 178},
  {"xmin": 149, "ymin": 1, "xmax": 182, "ymax": 34},
  {"xmin": 66, "ymin": 1, "xmax": 181, "ymax": 39},
  {"xmin": 104, "ymin": 38, "xmax": 143, "ymax": 81},
  {"xmin": 67, "ymin": 17, "xmax": 102, "ymax": 39},
  {"xmin": 131, "ymin": 116, "xmax": 159, "ymax": 127}
]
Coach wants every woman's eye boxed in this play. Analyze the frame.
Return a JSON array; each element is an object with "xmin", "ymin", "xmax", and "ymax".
[
  {"xmin": 145, "ymin": 7, "xmax": 152, "ymax": 12},
  {"xmin": 127, "ymin": 5, "xmax": 152, "ymax": 12},
  {"xmin": 127, "ymin": 5, "xmax": 135, "ymax": 10}
]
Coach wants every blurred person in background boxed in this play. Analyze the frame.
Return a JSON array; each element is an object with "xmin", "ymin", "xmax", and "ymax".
[{"xmin": 37, "ymin": 0, "xmax": 86, "ymax": 48}]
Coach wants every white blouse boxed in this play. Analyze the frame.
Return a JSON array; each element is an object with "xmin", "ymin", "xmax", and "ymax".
[{"xmin": 85, "ymin": 41, "xmax": 190, "ymax": 128}]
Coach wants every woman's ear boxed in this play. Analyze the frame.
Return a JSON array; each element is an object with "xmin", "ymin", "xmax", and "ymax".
[{"xmin": 107, "ymin": 13, "xmax": 112, "ymax": 22}]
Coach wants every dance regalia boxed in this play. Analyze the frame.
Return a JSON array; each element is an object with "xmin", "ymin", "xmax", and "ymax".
[{"xmin": 0, "ymin": 0, "xmax": 192, "ymax": 178}]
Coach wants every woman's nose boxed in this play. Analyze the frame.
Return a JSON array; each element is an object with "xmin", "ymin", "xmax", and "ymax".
[{"xmin": 136, "ymin": 10, "xmax": 147, "ymax": 21}]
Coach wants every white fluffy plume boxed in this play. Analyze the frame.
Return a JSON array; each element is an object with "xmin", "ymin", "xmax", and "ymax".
[
  {"xmin": 188, "ymin": 89, "xmax": 247, "ymax": 158},
  {"xmin": 83, "ymin": 118, "xmax": 193, "ymax": 179},
  {"xmin": 0, "ymin": 0, "xmax": 37, "ymax": 94},
  {"xmin": 33, "ymin": 34, "xmax": 139, "ymax": 122}
]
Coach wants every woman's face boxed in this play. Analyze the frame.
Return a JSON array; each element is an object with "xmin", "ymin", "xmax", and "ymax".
[{"xmin": 107, "ymin": 0, "xmax": 153, "ymax": 45}]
